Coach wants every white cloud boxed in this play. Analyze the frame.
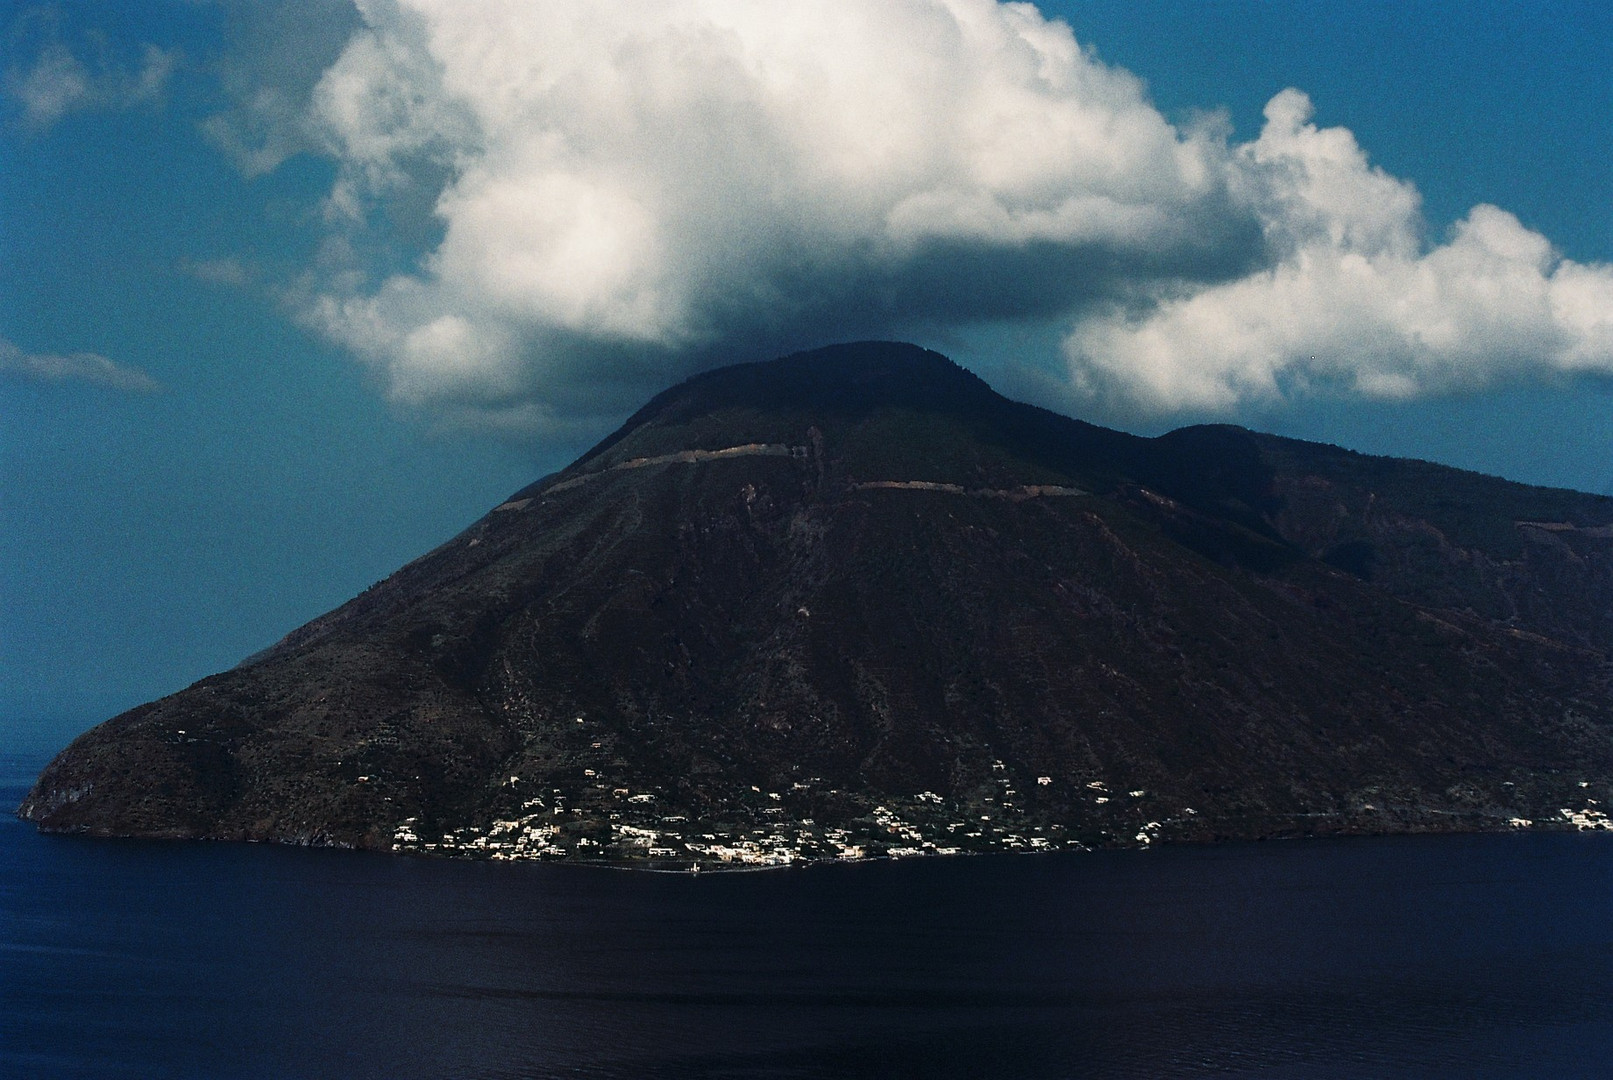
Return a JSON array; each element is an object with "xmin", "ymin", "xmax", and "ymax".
[
  {"xmin": 254, "ymin": 1, "xmax": 1610, "ymax": 427},
  {"xmin": 296, "ymin": 0, "xmax": 1252, "ymax": 425},
  {"xmin": 0, "ymin": 338, "xmax": 160, "ymax": 393},
  {"xmin": 12, "ymin": 42, "xmax": 90, "ymax": 126},
  {"xmin": 200, "ymin": 0, "xmax": 369, "ymax": 176},
  {"xmin": 7, "ymin": 31, "xmax": 176, "ymax": 128},
  {"xmin": 1063, "ymin": 90, "xmax": 1613, "ymax": 413}
]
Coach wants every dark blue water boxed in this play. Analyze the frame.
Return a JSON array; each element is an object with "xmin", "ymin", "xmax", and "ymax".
[{"xmin": 3, "ymin": 750, "xmax": 1611, "ymax": 1079}]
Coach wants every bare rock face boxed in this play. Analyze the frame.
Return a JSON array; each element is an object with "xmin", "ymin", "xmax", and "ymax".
[{"xmin": 20, "ymin": 343, "xmax": 1613, "ymax": 865}]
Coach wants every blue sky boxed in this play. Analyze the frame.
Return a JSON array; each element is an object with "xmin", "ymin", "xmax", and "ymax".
[{"xmin": 2, "ymin": 0, "xmax": 1609, "ymax": 752}]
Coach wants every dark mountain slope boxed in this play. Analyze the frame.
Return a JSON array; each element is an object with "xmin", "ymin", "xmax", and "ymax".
[{"xmin": 21, "ymin": 343, "xmax": 1613, "ymax": 864}]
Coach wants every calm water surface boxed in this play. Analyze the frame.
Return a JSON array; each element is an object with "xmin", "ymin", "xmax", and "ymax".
[{"xmin": 3, "ymin": 751, "xmax": 1611, "ymax": 1079}]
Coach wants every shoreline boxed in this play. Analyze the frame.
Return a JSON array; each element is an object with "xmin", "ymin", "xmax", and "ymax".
[{"xmin": 21, "ymin": 807, "xmax": 1613, "ymax": 874}]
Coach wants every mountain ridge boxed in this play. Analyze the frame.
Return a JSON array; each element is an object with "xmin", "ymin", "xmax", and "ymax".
[{"xmin": 20, "ymin": 342, "xmax": 1613, "ymax": 865}]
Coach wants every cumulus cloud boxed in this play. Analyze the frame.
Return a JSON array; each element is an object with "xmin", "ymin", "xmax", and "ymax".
[
  {"xmin": 0, "ymin": 337, "xmax": 160, "ymax": 393},
  {"xmin": 5, "ymin": 13, "xmax": 176, "ymax": 129},
  {"xmin": 293, "ymin": 0, "xmax": 1255, "ymax": 429},
  {"xmin": 252, "ymin": 0, "xmax": 1610, "ymax": 428},
  {"xmin": 1064, "ymin": 90, "xmax": 1613, "ymax": 414}
]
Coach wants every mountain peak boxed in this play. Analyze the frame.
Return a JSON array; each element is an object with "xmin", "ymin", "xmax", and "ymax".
[
  {"xmin": 571, "ymin": 341, "xmax": 993, "ymax": 470},
  {"xmin": 647, "ymin": 341, "xmax": 989, "ymax": 414}
]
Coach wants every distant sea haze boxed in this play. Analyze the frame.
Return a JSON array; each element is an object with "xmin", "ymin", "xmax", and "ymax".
[{"xmin": 5, "ymin": 750, "xmax": 1612, "ymax": 1079}]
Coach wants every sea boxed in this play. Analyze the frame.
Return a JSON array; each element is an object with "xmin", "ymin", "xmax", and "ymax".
[{"xmin": 3, "ymin": 748, "xmax": 1611, "ymax": 1080}]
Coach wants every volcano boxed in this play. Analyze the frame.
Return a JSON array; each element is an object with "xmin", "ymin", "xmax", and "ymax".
[{"xmin": 21, "ymin": 342, "xmax": 1613, "ymax": 864}]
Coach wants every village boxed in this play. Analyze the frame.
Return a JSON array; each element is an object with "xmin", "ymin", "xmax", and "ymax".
[
  {"xmin": 388, "ymin": 762, "xmax": 1613, "ymax": 867},
  {"xmin": 387, "ymin": 760, "xmax": 1189, "ymax": 868}
]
